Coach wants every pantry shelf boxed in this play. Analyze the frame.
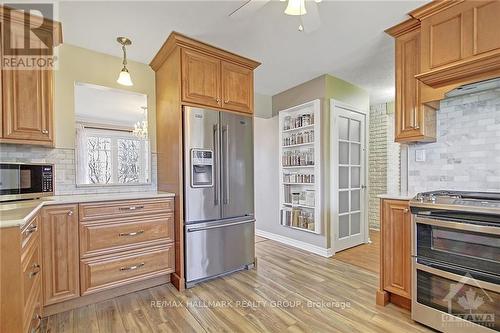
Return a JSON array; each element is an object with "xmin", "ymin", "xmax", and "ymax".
[
  {"xmin": 282, "ymin": 142, "xmax": 314, "ymax": 148},
  {"xmin": 282, "ymin": 124, "xmax": 314, "ymax": 133},
  {"xmin": 278, "ymin": 99, "xmax": 321, "ymax": 235}
]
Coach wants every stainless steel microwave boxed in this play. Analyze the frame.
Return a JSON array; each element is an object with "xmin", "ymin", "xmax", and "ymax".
[{"xmin": 0, "ymin": 163, "xmax": 54, "ymax": 202}]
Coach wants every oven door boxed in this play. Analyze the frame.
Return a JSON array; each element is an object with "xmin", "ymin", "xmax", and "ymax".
[
  {"xmin": 415, "ymin": 215, "xmax": 500, "ymax": 276},
  {"xmin": 413, "ymin": 259, "xmax": 499, "ymax": 332}
]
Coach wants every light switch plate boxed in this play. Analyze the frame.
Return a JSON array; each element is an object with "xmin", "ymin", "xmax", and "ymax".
[{"xmin": 415, "ymin": 149, "xmax": 426, "ymax": 162}]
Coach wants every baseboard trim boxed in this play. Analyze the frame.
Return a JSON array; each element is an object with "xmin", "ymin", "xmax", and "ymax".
[{"xmin": 256, "ymin": 229, "xmax": 333, "ymax": 257}]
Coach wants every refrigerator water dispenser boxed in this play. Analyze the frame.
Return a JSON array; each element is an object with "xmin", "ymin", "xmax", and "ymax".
[{"xmin": 191, "ymin": 149, "xmax": 214, "ymax": 188}]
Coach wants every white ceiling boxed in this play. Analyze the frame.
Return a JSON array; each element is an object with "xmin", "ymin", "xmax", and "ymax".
[
  {"xmin": 59, "ymin": 0, "xmax": 428, "ymax": 104},
  {"xmin": 74, "ymin": 83, "xmax": 148, "ymax": 127}
]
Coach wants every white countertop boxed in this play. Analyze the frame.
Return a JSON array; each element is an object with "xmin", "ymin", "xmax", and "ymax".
[
  {"xmin": 0, "ymin": 191, "xmax": 175, "ymax": 229},
  {"xmin": 377, "ymin": 192, "xmax": 415, "ymax": 201}
]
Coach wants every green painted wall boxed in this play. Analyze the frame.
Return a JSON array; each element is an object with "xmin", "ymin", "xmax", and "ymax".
[{"xmin": 325, "ymin": 75, "xmax": 370, "ymax": 111}]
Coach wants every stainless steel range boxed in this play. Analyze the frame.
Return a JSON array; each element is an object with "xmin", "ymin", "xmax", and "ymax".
[{"xmin": 410, "ymin": 191, "xmax": 500, "ymax": 333}]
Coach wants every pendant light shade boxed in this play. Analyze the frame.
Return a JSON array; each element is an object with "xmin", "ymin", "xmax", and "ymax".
[
  {"xmin": 285, "ymin": 0, "xmax": 306, "ymax": 16},
  {"xmin": 116, "ymin": 37, "xmax": 133, "ymax": 86},
  {"xmin": 117, "ymin": 67, "xmax": 133, "ymax": 86}
]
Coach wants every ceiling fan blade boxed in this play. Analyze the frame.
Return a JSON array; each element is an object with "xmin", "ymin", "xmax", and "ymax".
[
  {"xmin": 302, "ymin": 1, "xmax": 321, "ymax": 33},
  {"xmin": 229, "ymin": 0, "xmax": 271, "ymax": 19}
]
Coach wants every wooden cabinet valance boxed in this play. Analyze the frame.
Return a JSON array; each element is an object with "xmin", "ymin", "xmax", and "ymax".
[{"xmin": 412, "ymin": 0, "xmax": 500, "ymax": 87}]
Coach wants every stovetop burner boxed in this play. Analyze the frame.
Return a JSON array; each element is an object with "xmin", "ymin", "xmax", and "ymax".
[{"xmin": 411, "ymin": 190, "xmax": 500, "ymax": 216}]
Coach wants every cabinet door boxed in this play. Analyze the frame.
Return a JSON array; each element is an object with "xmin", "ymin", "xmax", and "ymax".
[
  {"xmin": 471, "ymin": 1, "xmax": 500, "ymax": 56},
  {"xmin": 420, "ymin": 1, "xmax": 500, "ymax": 72},
  {"xmin": 381, "ymin": 199, "xmax": 411, "ymax": 299},
  {"xmin": 41, "ymin": 204, "xmax": 80, "ymax": 305},
  {"xmin": 181, "ymin": 49, "xmax": 221, "ymax": 108},
  {"xmin": 395, "ymin": 28, "xmax": 436, "ymax": 142},
  {"xmin": 221, "ymin": 61, "xmax": 253, "ymax": 114},
  {"xmin": 2, "ymin": 23, "xmax": 53, "ymax": 144},
  {"xmin": 0, "ymin": 23, "xmax": 3, "ymax": 138}
]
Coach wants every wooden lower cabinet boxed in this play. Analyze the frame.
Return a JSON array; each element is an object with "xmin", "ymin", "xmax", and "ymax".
[
  {"xmin": 41, "ymin": 204, "xmax": 80, "ymax": 305},
  {"xmin": 0, "ymin": 214, "xmax": 43, "ymax": 333},
  {"xmin": 80, "ymin": 243, "xmax": 175, "ymax": 295},
  {"xmin": 377, "ymin": 199, "xmax": 412, "ymax": 310}
]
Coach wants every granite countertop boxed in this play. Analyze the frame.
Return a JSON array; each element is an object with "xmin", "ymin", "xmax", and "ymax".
[
  {"xmin": 0, "ymin": 191, "xmax": 175, "ymax": 229},
  {"xmin": 377, "ymin": 192, "xmax": 415, "ymax": 201}
]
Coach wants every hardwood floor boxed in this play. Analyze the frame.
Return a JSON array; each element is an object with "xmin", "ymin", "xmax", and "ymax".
[
  {"xmin": 333, "ymin": 229, "xmax": 380, "ymax": 274},
  {"xmin": 41, "ymin": 238, "xmax": 431, "ymax": 333}
]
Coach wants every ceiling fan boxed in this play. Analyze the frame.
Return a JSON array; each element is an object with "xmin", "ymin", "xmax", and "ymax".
[{"xmin": 229, "ymin": 0, "xmax": 323, "ymax": 33}]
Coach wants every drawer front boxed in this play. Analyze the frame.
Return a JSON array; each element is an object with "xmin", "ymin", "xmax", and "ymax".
[
  {"xmin": 80, "ymin": 244, "xmax": 174, "ymax": 295},
  {"xmin": 79, "ymin": 198, "xmax": 174, "ymax": 222},
  {"xmin": 21, "ymin": 214, "xmax": 40, "ymax": 249},
  {"xmin": 80, "ymin": 214, "xmax": 174, "ymax": 257},
  {"xmin": 22, "ymin": 233, "xmax": 41, "ymax": 306},
  {"xmin": 23, "ymin": 285, "xmax": 41, "ymax": 333}
]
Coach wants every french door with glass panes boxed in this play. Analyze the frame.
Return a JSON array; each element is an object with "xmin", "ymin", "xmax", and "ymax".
[{"xmin": 331, "ymin": 100, "xmax": 367, "ymax": 252}]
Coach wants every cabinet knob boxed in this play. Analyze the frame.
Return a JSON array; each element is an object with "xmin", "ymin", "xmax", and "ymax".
[
  {"xmin": 42, "ymin": 129, "xmax": 49, "ymax": 134},
  {"xmin": 224, "ymin": 100, "xmax": 229, "ymax": 104},
  {"xmin": 216, "ymin": 98, "xmax": 220, "ymax": 103},
  {"xmin": 67, "ymin": 210, "xmax": 73, "ymax": 216},
  {"xmin": 404, "ymin": 208, "xmax": 409, "ymax": 213}
]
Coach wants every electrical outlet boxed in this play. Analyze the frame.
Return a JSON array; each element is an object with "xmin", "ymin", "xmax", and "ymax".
[{"xmin": 415, "ymin": 149, "xmax": 426, "ymax": 162}]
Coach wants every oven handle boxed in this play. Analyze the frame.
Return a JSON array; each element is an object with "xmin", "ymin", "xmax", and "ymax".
[
  {"xmin": 415, "ymin": 262, "xmax": 500, "ymax": 293},
  {"xmin": 415, "ymin": 216, "xmax": 500, "ymax": 236}
]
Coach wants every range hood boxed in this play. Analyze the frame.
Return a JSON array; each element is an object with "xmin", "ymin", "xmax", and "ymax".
[{"xmin": 445, "ymin": 77, "xmax": 500, "ymax": 98}]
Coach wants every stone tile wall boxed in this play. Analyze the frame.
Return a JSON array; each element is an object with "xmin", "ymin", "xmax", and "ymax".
[
  {"xmin": 408, "ymin": 88, "xmax": 500, "ymax": 193},
  {"xmin": 0, "ymin": 144, "xmax": 157, "ymax": 195}
]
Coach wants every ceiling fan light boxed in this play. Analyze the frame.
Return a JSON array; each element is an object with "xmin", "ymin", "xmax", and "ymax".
[
  {"xmin": 285, "ymin": 0, "xmax": 306, "ymax": 16},
  {"xmin": 117, "ymin": 67, "xmax": 133, "ymax": 86}
]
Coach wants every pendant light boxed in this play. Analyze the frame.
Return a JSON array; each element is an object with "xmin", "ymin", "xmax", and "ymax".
[
  {"xmin": 116, "ymin": 37, "xmax": 133, "ymax": 86},
  {"xmin": 284, "ymin": 0, "xmax": 306, "ymax": 16}
]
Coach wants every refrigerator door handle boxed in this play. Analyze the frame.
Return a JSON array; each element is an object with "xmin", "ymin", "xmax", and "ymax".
[
  {"xmin": 213, "ymin": 124, "xmax": 219, "ymax": 206},
  {"xmin": 222, "ymin": 125, "xmax": 230, "ymax": 205},
  {"xmin": 186, "ymin": 219, "xmax": 255, "ymax": 233}
]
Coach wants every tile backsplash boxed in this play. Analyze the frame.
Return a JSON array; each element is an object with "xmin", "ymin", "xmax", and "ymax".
[
  {"xmin": 0, "ymin": 144, "xmax": 157, "ymax": 195},
  {"xmin": 408, "ymin": 88, "xmax": 500, "ymax": 193}
]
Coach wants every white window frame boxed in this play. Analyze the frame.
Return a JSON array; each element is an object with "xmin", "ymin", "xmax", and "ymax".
[{"xmin": 76, "ymin": 125, "xmax": 151, "ymax": 186}]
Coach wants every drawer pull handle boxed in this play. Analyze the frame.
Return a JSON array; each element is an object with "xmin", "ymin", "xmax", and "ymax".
[
  {"xmin": 119, "ymin": 205, "xmax": 144, "ymax": 211},
  {"xmin": 42, "ymin": 129, "xmax": 49, "ymax": 134},
  {"xmin": 29, "ymin": 264, "xmax": 41, "ymax": 278},
  {"xmin": 119, "ymin": 230, "xmax": 144, "ymax": 237},
  {"xmin": 32, "ymin": 313, "xmax": 42, "ymax": 332},
  {"xmin": 68, "ymin": 210, "xmax": 73, "ymax": 216},
  {"xmin": 24, "ymin": 224, "xmax": 38, "ymax": 236},
  {"xmin": 120, "ymin": 263, "xmax": 145, "ymax": 271}
]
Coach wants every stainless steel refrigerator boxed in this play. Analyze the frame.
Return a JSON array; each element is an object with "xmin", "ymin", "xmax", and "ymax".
[{"xmin": 183, "ymin": 106, "xmax": 255, "ymax": 287}]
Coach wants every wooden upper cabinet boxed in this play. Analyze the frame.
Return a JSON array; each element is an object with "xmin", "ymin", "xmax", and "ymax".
[
  {"xmin": 380, "ymin": 199, "xmax": 411, "ymax": 301},
  {"xmin": 221, "ymin": 61, "xmax": 253, "ymax": 114},
  {"xmin": 41, "ymin": 204, "xmax": 80, "ymax": 306},
  {"xmin": 181, "ymin": 48, "xmax": 221, "ymax": 108},
  {"xmin": 150, "ymin": 32, "xmax": 260, "ymax": 115},
  {"xmin": 388, "ymin": 19, "xmax": 436, "ymax": 143},
  {"xmin": 414, "ymin": 0, "xmax": 500, "ymax": 87},
  {"xmin": 0, "ymin": 8, "xmax": 61, "ymax": 146},
  {"xmin": 0, "ymin": 23, "xmax": 3, "ymax": 139}
]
